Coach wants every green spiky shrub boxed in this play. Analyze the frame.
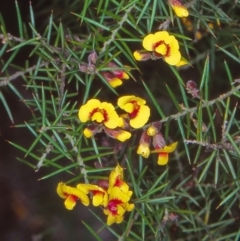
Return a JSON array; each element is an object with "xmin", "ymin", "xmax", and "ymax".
[{"xmin": 1, "ymin": 0, "xmax": 240, "ymax": 240}]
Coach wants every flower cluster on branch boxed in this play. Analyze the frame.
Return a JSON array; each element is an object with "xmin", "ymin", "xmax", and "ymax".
[
  {"xmin": 57, "ymin": 164, "xmax": 134, "ymax": 226},
  {"xmin": 78, "ymin": 95, "xmax": 150, "ymax": 141}
]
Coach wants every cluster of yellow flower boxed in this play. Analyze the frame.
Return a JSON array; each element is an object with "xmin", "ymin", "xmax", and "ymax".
[
  {"xmin": 78, "ymin": 95, "xmax": 150, "ymax": 142},
  {"xmin": 78, "ymin": 97, "xmax": 178, "ymax": 165},
  {"xmin": 57, "ymin": 0, "xmax": 188, "ymax": 226},
  {"xmin": 57, "ymin": 164, "xmax": 134, "ymax": 226},
  {"xmin": 137, "ymin": 122, "xmax": 178, "ymax": 165}
]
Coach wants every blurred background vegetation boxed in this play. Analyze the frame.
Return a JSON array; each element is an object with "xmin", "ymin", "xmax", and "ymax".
[{"xmin": 0, "ymin": 0, "xmax": 240, "ymax": 240}]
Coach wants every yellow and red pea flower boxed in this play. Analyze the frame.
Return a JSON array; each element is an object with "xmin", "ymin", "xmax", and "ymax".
[
  {"xmin": 168, "ymin": 0, "xmax": 189, "ymax": 18},
  {"xmin": 117, "ymin": 95, "xmax": 150, "ymax": 129},
  {"xmin": 151, "ymin": 141, "xmax": 178, "ymax": 165},
  {"xmin": 101, "ymin": 62, "xmax": 129, "ymax": 88},
  {"xmin": 137, "ymin": 130, "xmax": 151, "ymax": 158},
  {"xmin": 57, "ymin": 164, "xmax": 134, "ymax": 226},
  {"xmin": 107, "ymin": 62, "xmax": 129, "ymax": 80},
  {"xmin": 137, "ymin": 122, "xmax": 163, "ymax": 158},
  {"xmin": 101, "ymin": 72, "xmax": 124, "ymax": 88},
  {"xmin": 140, "ymin": 31, "xmax": 181, "ymax": 66},
  {"xmin": 57, "ymin": 182, "xmax": 90, "ymax": 210},
  {"xmin": 103, "ymin": 127, "xmax": 132, "ymax": 142},
  {"xmin": 103, "ymin": 186, "xmax": 134, "ymax": 226},
  {"xmin": 78, "ymin": 99, "xmax": 120, "ymax": 129}
]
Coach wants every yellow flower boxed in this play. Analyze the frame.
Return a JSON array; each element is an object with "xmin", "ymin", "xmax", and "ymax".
[
  {"xmin": 137, "ymin": 130, "xmax": 151, "ymax": 158},
  {"xmin": 117, "ymin": 95, "xmax": 150, "ymax": 128},
  {"xmin": 78, "ymin": 99, "xmax": 120, "ymax": 129},
  {"xmin": 101, "ymin": 62, "xmax": 129, "ymax": 88},
  {"xmin": 77, "ymin": 184, "xmax": 108, "ymax": 207},
  {"xmin": 101, "ymin": 72, "xmax": 123, "ymax": 88},
  {"xmin": 147, "ymin": 122, "xmax": 162, "ymax": 136},
  {"xmin": 137, "ymin": 143, "xmax": 150, "ymax": 158},
  {"xmin": 151, "ymin": 142, "xmax": 178, "ymax": 165},
  {"xmin": 108, "ymin": 62, "xmax": 129, "ymax": 79},
  {"xmin": 56, "ymin": 182, "xmax": 90, "ymax": 210},
  {"xmin": 103, "ymin": 186, "xmax": 134, "ymax": 226},
  {"xmin": 169, "ymin": 0, "xmax": 189, "ymax": 18},
  {"xmin": 142, "ymin": 31, "xmax": 181, "ymax": 66},
  {"xmin": 104, "ymin": 127, "xmax": 132, "ymax": 142}
]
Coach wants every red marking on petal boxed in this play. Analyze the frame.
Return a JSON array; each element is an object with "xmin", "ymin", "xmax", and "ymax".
[
  {"xmin": 64, "ymin": 193, "xmax": 78, "ymax": 201},
  {"xmin": 152, "ymin": 41, "xmax": 171, "ymax": 57},
  {"xmin": 107, "ymin": 199, "xmax": 123, "ymax": 215},
  {"xmin": 159, "ymin": 152, "xmax": 168, "ymax": 158},
  {"xmin": 128, "ymin": 101, "xmax": 140, "ymax": 119},
  {"xmin": 115, "ymin": 177, "xmax": 123, "ymax": 187},
  {"xmin": 89, "ymin": 108, "xmax": 99, "ymax": 118},
  {"xmin": 102, "ymin": 109, "xmax": 109, "ymax": 122},
  {"xmin": 114, "ymin": 72, "xmax": 124, "ymax": 78}
]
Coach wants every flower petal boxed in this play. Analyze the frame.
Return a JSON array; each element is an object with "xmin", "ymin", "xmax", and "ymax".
[
  {"xmin": 155, "ymin": 44, "xmax": 168, "ymax": 55},
  {"xmin": 108, "ymin": 164, "xmax": 124, "ymax": 192},
  {"xmin": 126, "ymin": 203, "xmax": 135, "ymax": 212},
  {"xmin": 172, "ymin": 5, "xmax": 189, "ymax": 17},
  {"xmin": 78, "ymin": 99, "xmax": 101, "ymax": 123},
  {"xmin": 106, "ymin": 213, "xmax": 117, "ymax": 226},
  {"xmin": 137, "ymin": 143, "xmax": 150, "ymax": 158},
  {"xmin": 152, "ymin": 141, "xmax": 178, "ymax": 153},
  {"xmin": 129, "ymin": 105, "xmax": 150, "ymax": 128},
  {"xmin": 164, "ymin": 50, "xmax": 181, "ymax": 65},
  {"xmin": 108, "ymin": 77, "xmax": 123, "ymax": 88},
  {"xmin": 64, "ymin": 195, "xmax": 77, "ymax": 210},
  {"xmin": 114, "ymin": 130, "xmax": 132, "ymax": 142},
  {"xmin": 157, "ymin": 152, "xmax": 169, "ymax": 165},
  {"xmin": 142, "ymin": 33, "xmax": 156, "ymax": 51},
  {"xmin": 91, "ymin": 111, "xmax": 105, "ymax": 123},
  {"xmin": 104, "ymin": 127, "xmax": 132, "ymax": 142},
  {"xmin": 101, "ymin": 102, "xmax": 120, "ymax": 129}
]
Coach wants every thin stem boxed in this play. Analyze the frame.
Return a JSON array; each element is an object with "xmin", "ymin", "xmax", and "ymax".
[
  {"xmin": 0, "ymin": 61, "xmax": 50, "ymax": 86},
  {"xmin": 99, "ymin": 3, "xmax": 135, "ymax": 55},
  {"xmin": 160, "ymin": 83, "xmax": 240, "ymax": 124}
]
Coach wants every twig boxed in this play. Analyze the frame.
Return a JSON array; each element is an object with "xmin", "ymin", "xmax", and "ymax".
[
  {"xmin": 0, "ymin": 33, "xmax": 25, "ymax": 43},
  {"xmin": 0, "ymin": 61, "xmax": 50, "ymax": 86},
  {"xmin": 184, "ymin": 139, "xmax": 236, "ymax": 152},
  {"xmin": 159, "ymin": 84, "xmax": 240, "ymax": 124},
  {"xmin": 99, "ymin": 4, "xmax": 135, "ymax": 55},
  {"xmin": 35, "ymin": 141, "xmax": 53, "ymax": 172},
  {"xmin": 65, "ymin": 133, "xmax": 89, "ymax": 184}
]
